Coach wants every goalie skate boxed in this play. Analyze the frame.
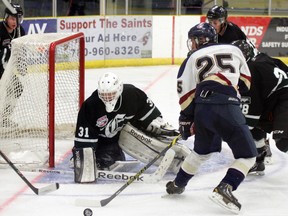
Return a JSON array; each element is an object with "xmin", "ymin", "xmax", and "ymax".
[{"xmin": 209, "ymin": 182, "xmax": 241, "ymax": 214}]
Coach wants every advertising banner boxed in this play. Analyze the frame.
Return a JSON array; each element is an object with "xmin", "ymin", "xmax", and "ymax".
[
  {"xmin": 201, "ymin": 16, "xmax": 288, "ymax": 57},
  {"xmin": 57, "ymin": 16, "xmax": 153, "ymax": 60},
  {"xmin": 259, "ymin": 18, "xmax": 288, "ymax": 56},
  {"xmin": 22, "ymin": 19, "xmax": 57, "ymax": 34}
]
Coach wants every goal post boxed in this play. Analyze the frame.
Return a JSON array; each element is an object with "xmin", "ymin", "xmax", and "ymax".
[
  {"xmin": 0, "ymin": 32, "xmax": 85, "ymax": 168},
  {"xmin": 48, "ymin": 33, "xmax": 85, "ymax": 167}
]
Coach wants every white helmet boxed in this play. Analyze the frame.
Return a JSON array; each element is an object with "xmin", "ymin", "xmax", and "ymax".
[{"xmin": 98, "ymin": 72, "xmax": 123, "ymax": 112}]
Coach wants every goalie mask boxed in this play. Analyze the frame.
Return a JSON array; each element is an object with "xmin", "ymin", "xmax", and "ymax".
[
  {"xmin": 98, "ymin": 72, "xmax": 123, "ymax": 113},
  {"xmin": 4, "ymin": 3, "xmax": 24, "ymax": 26}
]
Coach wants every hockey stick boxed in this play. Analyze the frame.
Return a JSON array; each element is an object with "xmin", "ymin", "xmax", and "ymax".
[
  {"xmin": 75, "ymin": 134, "xmax": 181, "ymax": 207},
  {"xmin": 2, "ymin": 0, "xmax": 16, "ymax": 14},
  {"xmin": 0, "ymin": 150, "xmax": 60, "ymax": 195}
]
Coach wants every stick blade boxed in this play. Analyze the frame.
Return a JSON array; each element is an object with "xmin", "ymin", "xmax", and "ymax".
[
  {"xmin": 37, "ymin": 183, "xmax": 60, "ymax": 195},
  {"xmin": 75, "ymin": 198, "xmax": 103, "ymax": 207},
  {"xmin": 146, "ymin": 148, "xmax": 175, "ymax": 183}
]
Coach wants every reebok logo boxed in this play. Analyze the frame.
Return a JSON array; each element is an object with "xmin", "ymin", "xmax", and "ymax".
[
  {"xmin": 129, "ymin": 129, "xmax": 152, "ymax": 144},
  {"xmin": 97, "ymin": 171, "xmax": 144, "ymax": 182}
]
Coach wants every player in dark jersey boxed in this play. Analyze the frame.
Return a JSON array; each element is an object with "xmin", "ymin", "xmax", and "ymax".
[
  {"xmin": 206, "ymin": 5, "xmax": 260, "ymax": 58},
  {"xmin": 0, "ymin": 3, "xmax": 25, "ymax": 128},
  {"xmin": 0, "ymin": 3, "xmax": 25, "ymax": 79},
  {"xmin": 72, "ymin": 72, "xmax": 190, "ymax": 183},
  {"xmin": 232, "ymin": 40, "xmax": 288, "ymax": 174},
  {"xmin": 206, "ymin": 5, "xmax": 246, "ymax": 44},
  {"xmin": 165, "ymin": 23, "xmax": 257, "ymax": 214}
]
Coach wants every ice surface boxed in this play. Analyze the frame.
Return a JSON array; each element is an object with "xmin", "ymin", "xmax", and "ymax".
[{"xmin": 1, "ymin": 65, "xmax": 287, "ymax": 216}]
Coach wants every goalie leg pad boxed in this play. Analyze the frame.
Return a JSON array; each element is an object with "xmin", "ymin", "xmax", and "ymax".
[
  {"xmin": 73, "ymin": 147, "xmax": 97, "ymax": 183},
  {"xmin": 119, "ymin": 124, "xmax": 191, "ymax": 174}
]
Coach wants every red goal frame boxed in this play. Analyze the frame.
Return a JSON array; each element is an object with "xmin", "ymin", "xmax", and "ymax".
[{"xmin": 48, "ymin": 32, "xmax": 85, "ymax": 167}]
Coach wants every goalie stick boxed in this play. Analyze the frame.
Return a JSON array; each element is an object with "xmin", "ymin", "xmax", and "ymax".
[
  {"xmin": 75, "ymin": 134, "xmax": 181, "ymax": 207},
  {"xmin": 0, "ymin": 150, "xmax": 59, "ymax": 195}
]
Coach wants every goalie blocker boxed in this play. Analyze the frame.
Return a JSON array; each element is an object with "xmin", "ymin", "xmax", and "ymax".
[{"xmin": 73, "ymin": 124, "xmax": 191, "ymax": 183}]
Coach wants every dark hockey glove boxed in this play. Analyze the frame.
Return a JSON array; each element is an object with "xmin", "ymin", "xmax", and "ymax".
[{"xmin": 179, "ymin": 115, "xmax": 193, "ymax": 140}]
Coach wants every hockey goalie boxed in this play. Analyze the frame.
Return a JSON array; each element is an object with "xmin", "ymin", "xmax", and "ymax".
[{"xmin": 72, "ymin": 72, "xmax": 191, "ymax": 183}]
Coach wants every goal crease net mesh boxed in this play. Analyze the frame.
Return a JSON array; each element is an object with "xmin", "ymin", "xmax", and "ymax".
[{"xmin": 0, "ymin": 33, "xmax": 84, "ymax": 168}]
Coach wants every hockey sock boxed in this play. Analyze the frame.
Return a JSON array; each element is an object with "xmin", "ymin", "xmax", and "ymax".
[
  {"xmin": 221, "ymin": 168, "xmax": 245, "ymax": 191},
  {"xmin": 174, "ymin": 168, "xmax": 193, "ymax": 188}
]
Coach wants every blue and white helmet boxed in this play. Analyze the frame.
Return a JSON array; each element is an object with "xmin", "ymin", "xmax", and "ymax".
[
  {"xmin": 98, "ymin": 72, "xmax": 123, "ymax": 113},
  {"xmin": 187, "ymin": 22, "xmax": 218, "ymax": 50}
]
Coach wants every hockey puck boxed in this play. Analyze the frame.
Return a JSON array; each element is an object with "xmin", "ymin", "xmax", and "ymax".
[{"xmin": 83, "ymin": 208, "xmax": 93, "ymax": 216}]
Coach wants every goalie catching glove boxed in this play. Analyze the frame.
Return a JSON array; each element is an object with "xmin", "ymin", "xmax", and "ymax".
[{"xmin": 146, "ymin": 116, "xmax": 179, "ymax": 136}]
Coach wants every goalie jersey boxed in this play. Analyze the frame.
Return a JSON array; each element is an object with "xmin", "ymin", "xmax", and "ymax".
[{"xmin": 74, "ymin": 84, "xmax": 161, "ymax": 149}]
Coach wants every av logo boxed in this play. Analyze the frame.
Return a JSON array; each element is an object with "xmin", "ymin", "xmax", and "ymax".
[{"xmin": 27, "ymin": 23, "xmax": 47, "ymax": 34}]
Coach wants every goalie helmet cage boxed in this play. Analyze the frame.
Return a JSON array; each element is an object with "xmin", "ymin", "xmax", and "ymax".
[{"xmin": 0, "ymin": 32, "xmax": 85, "ymax": 168}]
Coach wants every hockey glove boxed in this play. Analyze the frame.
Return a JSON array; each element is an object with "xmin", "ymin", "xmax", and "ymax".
[{"xmin": 179, "ymin": 115, "xmax": 193, "ymax": 140}]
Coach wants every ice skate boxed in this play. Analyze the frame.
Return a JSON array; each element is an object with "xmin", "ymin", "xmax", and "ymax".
[
  {"xmin": 248, "ymin": 146, "xmax": 266, "ymax": 176},
  {"xmin": 210, "ymin": 182, "xmax": 241, "ymax": 214},
  {"xmin": 248, "ymin": 161, "xmax": 265, "ymax": 176},
  {"xmin": 264, "ymin": 139, "xmax": 273, "ymax": 165}
]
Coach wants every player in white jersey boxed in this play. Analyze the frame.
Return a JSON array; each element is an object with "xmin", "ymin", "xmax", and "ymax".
[{"xmin": 165, "ymin": 22, "xmax": 257, "ymax": 214}]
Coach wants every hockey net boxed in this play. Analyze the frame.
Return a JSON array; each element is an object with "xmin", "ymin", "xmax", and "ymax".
[{"xmin": 0, "ymin": 33, "xmax": 85, "ymax": 168}]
